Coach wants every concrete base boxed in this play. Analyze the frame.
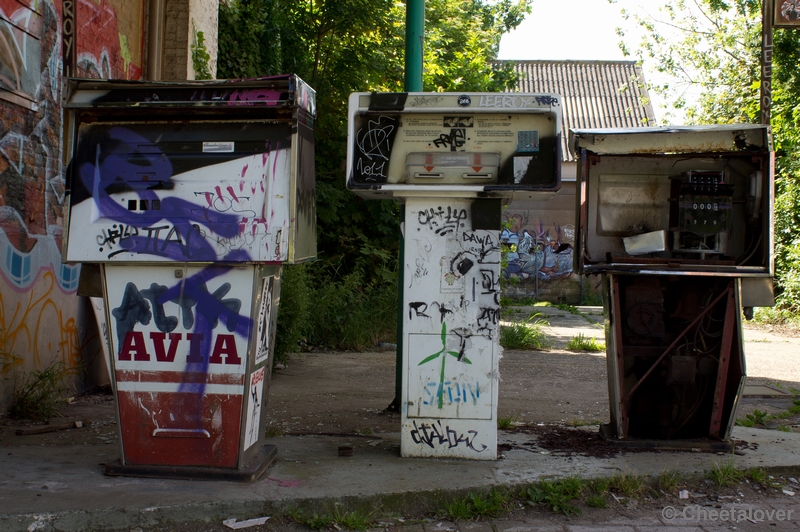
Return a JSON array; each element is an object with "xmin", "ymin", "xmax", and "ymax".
[
  {"xmin": 104, "ymin": 444, "xmax": 277, "ymax": 482},
  {"xmin": 599, "ymin": 423, "xmax": 734, "ymax": 452}
]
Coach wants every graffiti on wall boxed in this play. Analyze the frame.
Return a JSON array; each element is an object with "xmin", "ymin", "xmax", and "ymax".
[
  {"xmin": 501, "ymin": 211, "xmax": 574, "ymax": 283},
  {"xmin": 76, "ymin": 0, "xmax": 144, "ymax": 80},
  {"xmin": 0, "ymin": 0, "xmax": 144, "ymax": 404}
]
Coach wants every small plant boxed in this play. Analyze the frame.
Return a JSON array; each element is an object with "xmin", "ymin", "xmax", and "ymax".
[
  {"xmin": 525, "ymin": 477, "xmax": 586, "ymax": 516},
  {"xmin": 586, "ymin": 494, "xmax": 607, "ymax": 508},
  {"xmin": 566, "ymin": 333, "xmax": 605, "ymax": 352},
  {"xmin": 497, "ymin": 414, "xmax": 518, "ymax": 429},
  {"xmin": 500, "ymin": 313, "xmax": 550, "ymax": 350},
  {"xmin": 331, "ymin": 505, "xmax": 372, "ymax": 530},
  {"xmin": 657, "ymin": 468, "xmax": 683, "ymax": 492},
  {"xmin": 745, "ymin": 467, "xmax": 768, "ymax": 484},
  {"xmin": 8, "ymin": 359, "xmax": 70, "ymax": 421},
  {"xmin": 591, "ymin": 477, "xmax": 611, "ymax": 494},
  {"xmin": 778, "ymin": 424, "xmax": 792, "ymax": 432},
  {"xmin": 737, "ymin": 409, "xmax": 771, "ymax": 427},
  {"xmin": 609, "ymin": 473, "xmax": 646, "ymax": 498},
  {"xmin": 191, "ymin": 26, "xmax": 212, "ymax": 80},
  {"xmin": 441, "ymin": 496, "xmax": 473, "ymax": 520},
  {"xmin": 441, "ymin": 490, "xmax": 509, "ymax": 520},
  {"xmin": 707, "ymin": 460, "xmax": 744, "ymax": 487}
]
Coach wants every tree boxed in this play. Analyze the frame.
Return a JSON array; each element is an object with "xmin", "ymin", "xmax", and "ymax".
[
  {"xmin": 617, "ymin": 0, "xmax": 800, "ymax": 315},
  {"xmin": 218, "ymin": 0, "xmax": 531, "ymax": 274}
]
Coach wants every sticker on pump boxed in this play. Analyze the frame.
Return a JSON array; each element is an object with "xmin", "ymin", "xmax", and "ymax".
[{"xmin": 202, "ymin": 141, "xmax": 235, "ymax": 153}]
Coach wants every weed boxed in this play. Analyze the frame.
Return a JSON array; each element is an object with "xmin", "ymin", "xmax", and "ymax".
[
  {"xmin": 331, "ymin": 505, "xmax": 372, "ymax": 530},
  {"xmin": 586, "ymin": 494, "xmax": 607, "ymax": 508},
  {"xmin": 525, "ymin": 477, "xmax": 586, "ymax": 516},
  {"xmin": 591, "ymin": 478, "xmax": 611, "ymax": 494},
  {"xmin": 470, "ymin": 490, "xmax": 509, "ymax": 517},
  {"xmin": 658, "ymin": 468, "xmax": 683, "ymax": 492},
  {"xmin": 442, "ymin": 490, "xmax": 509, "ymax": 520},
  {"xmin": 497, "ymin": 414, "xmax": 518, "ymax": 430},
  {"xmin": 441, "ymin": 497, "xmax": 473, "ymax": 520},
  {"xmin": 287, "ymin": 509, "xmax": 333, "ymax": 530},
  {"xmin": 566, "ymin": 333, "xmax": 605, "ymax": 352},
  {"xmin": 777, "ymin": 424, "xmax": 792, "ymax": 432},
  {"xmin": 609, "ymin": 473, "xmax": 646, "ymax": 498},
  {"xmin": 736, "ymin": 409, "xmax": 771, "ymax": 427},
  {"xmin": 707, "ymin": 460, "xmax": 744, "ymax": 487},
  {"xmin": 555, "ymin": 303, "xmax": 580, "ymax": 315},
  {"xmin": 745, "ymin": 467, "xmax": 768, "ymax": 484},
  {"xmin": 500, "ymin": 314, "xmax": 550, "ymax": 350},
  {"xmin": 264, "ymin": 425, "xmax": 282, "ymax": 437},
  {"xmin": 8, "ymin": 359, "xmax": 71, "ymax": 421}
]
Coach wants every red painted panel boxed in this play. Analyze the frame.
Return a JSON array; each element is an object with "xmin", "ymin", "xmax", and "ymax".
[{"xmin": 117, "ymin": 388, "xmax": 243, "ymax": 468}]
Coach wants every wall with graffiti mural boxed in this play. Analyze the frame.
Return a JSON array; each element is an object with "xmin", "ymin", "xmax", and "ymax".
[
  {"xmin": 502, "ymin": 183, "xmax": 599, "ymax": 304},
  {"xmin": 0, "ymin": 0, "xmax": 145, "ymax": 410}
]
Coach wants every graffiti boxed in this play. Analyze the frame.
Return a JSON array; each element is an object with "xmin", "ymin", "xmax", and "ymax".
[
  {"xmin": 502, "ymin": 214, "xmax": 574, "ymax": 283},
  {"xmin": 76, "ymin": 0, "xmax": 144, "ymax": 80},
  {"xmin": 422, "ymin": 379, "xmax": 481, "ymax": 406},
  {"xmin": 432, "ymin": 129, "xmax": 466, "ymax": 151},
  {"xmin": 417, "ymin": 322, "xmax": 472, "ymax": 409},
  {"xmin": 111, "ymin": 278, "xmax": 244, "ymax": 350},
  {"xmin": 409, "ymin": 420, "xmax": 487, "ymax": 452},
  {"xmin": 244, "ymin": 366, "xmax": 266, "ymax": 449},
  {"xmin": 460, "ymin": 232, "xmax": 500, "ymax": 264},
  {"xmin": 353, "ymin": 116, "xmax": 397, "ymax": 182},
  {"xmin": 478, "ymin": 95, "xmax": 559, "ymax": 109},
  {"xmin": 194, "ymin": 188, "xmax": 257, "ymax": 218},
  {"xmin": 417, "ymin": 206, "xmax": 468, "ymax": 236},
  {"xmin": 409, "ymin": 96, "xmax": 445, "ymax": 107}
]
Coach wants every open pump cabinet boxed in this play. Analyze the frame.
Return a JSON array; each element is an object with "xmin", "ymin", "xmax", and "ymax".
[{"xmin": 571, "ymin": 125, "xmax": 774, "ymax": 446}]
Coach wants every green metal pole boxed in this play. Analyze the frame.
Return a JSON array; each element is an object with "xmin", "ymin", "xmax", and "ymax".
[
  {"xmin": 390, "ymin": 0, "xmax": 424, "ymax": 412},
  {"xmin": 405, "ymin": 0, "xmax": 424, "ymax": 92}
]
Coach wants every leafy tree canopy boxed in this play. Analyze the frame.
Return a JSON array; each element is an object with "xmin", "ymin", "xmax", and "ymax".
[
  {"xmin": 617, "ymin": 0, "xmax": 800, "ymax": 314},
  {"xmin": 218, "ymin": 0, "xmax": 531, "ymax": 276}
]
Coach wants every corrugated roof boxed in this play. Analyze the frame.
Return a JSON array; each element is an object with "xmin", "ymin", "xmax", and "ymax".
[{"xmin": 495, "ymin": 60, "xmax": 657, "ymax": 161}]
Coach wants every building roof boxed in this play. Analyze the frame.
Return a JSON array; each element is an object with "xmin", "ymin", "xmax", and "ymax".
[{"xmin": 496, "ymin": 60, "xmax": 657, "ymax": 161}]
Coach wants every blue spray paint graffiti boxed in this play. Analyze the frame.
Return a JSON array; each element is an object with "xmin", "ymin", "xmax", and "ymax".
[{"xmin": 501, "ymin": 217, "xmax": 574, "ymax": 282}]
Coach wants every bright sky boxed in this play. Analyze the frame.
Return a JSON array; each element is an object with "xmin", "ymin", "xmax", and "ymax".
[
  {"xmin": 497, "ymin": 0, "xmax": 685, "ymax": 122},
  {"xmin": 498, "ymin": 0, "xmax": 630, "ymax": 61}
]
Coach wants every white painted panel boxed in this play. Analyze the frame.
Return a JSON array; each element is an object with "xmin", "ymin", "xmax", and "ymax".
[{"xmin": 105, "ymin": 265, "xmax": 255, "ymax": 376}]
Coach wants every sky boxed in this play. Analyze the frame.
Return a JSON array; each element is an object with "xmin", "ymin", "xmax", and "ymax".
[
  {"xmin": 497, "ymin": 0, "xmax": 683, "ymax": 122},
  {"xmin": 498, "ymin": 0, "xmax": 630, "ymax": 62}
]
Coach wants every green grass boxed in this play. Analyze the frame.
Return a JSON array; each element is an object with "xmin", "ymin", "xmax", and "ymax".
[
  {"xmin": 8, "ymin": 359, "xmax": 71, "ymax": 422},
  {"xmin": 288, "ymin": 507, "xmax": 372, "ymax": 531},
  {"xmin": 500, "ymin": 314, "xmax": 550, "ymax": 350},
  {"xmin": 525, "ymin": 477, "xmax": 587, "ymax": 516},
  {"xmin": 566, "ymin": 333, "xmax": 605, "ymax": 352},
  {"xmin": 657, "ymin": 468, "xmax": 683, "ymax": 492},
  {"xmin": 497, "ymin": 414, "xmax": 519, "ymax": 429},
  {"xmin": 441, "ymin": 490, "xmax": 509, "ymax": 520},
  {"xmin": 586, "ymin": 494, "xmax": 607, "ymax": 508},
  {"xmin": 707, "ymin": 460, "xmax": 745, "ymax": 487},
  {"xmin": 609, "ymin": 473, "xmax": 647, "ymax": 498}
]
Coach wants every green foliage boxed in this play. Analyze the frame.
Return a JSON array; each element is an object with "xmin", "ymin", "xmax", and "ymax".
[
  {"xmin": 620, "ymin": 1, "xmax": 800, "ymax": 317},
  {"xmin": 287, "ymin": 506, "xmax": 372, "ymax": 531},
  {"xmin": 274, "ymin": 264, "xmax": 312, "ymax": 362},
  {"xmin": 497, "ymin": 414, "xmax": 518, "ymax": 429},
  {"xmin": 585, "ymin": 494, "xmax": 607, "ymax": 508},
  {"xmin": 707, "ymin": 460, "xmax": 744, "ymax": 487},
  {"xmin": 441, "ymin": 490, "xmax": 509, "ymax": 520},
  {"xmin": 657, "ymin": 468, "xmax": 683, "ymax": 492},
  {"xmin": 8, "ymin": 360, "xmax": 70, "ymax": 421},
  {"xmin": 745, "ymin": 467, "xmax": 768, "ymax": 484},
  {"xmin": 500, "ymin": 313, "xmax": 549, "ymax": 350},
  {"xmin": 608, "ymin": 473, "xmax": 646, "ymax": 498},
  {"xmin": 525, "ymin": 477, "xmax": 586, "ymax": 516},
  {"xmin": 191, "ymin": 29, "xmax": 213, "ymax": 80},
  {"xmin": 218, "ymin": 0, "xmax": 531, "ymax": 292},
  {"xmin": 736, "ymin": 408, "xmax": 770, "ymax": 427},
  {"xmin": 565, "ymin": 333, "xmax": 605, "ymax": 352}
]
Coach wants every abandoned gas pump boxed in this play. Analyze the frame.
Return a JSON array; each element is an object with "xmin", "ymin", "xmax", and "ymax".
[
  {"xmin": 63, "ymin": 76, "xmax": 316, "ymax": 479},
  {"xmin": 347, "ymin": 92, "xmax": 562, "ymax": 458},
  {"xmin": 571, "ymin": 125, "xmax": 774, "ymax": 447}
]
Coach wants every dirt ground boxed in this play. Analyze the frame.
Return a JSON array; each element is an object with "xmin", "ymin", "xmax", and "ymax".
[{"xmin": 3, "ymin": 306, "xmax": 799, "ymax": 447}]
